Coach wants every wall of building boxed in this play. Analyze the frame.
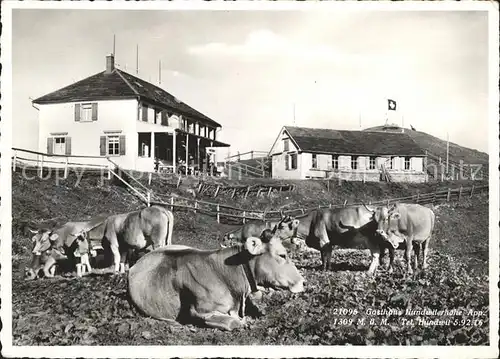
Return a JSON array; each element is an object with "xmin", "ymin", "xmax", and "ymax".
[
  {"xmin": 38, "ymin": 99, "xmax": 138, "ymax": 170},
  {"xmin": 272, "ymin": 152, "xmax": 303, "ymax": 179},
  {"xmin": 271, "ymin": 150, "xmax": 427, "ymax": 182}
]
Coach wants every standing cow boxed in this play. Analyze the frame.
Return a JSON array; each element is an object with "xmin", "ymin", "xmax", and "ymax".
[
  {"xmin": 304, "ymin": 206, "xmax": 386, "ymax": 274},
  {"xmin": 369, "ymin": 203, "xmax": 435, "ymax": 274},
  {"xmin": 101, "ymin": 205, "xmax": 174, "ymax": 273},
  {"xmin": 128, "ymin": 235, "xmax": 305, "ymax": 331}
]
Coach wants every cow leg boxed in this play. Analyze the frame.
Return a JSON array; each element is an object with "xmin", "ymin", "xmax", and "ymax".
[
  {"xmin": 110, "ymin": 243, "xmax": 121, "ymax": 272},
  {"xmin": 321, "ymin": 242, "xmax": 332, "ymax": 271},
  {"xmin": 387, "ymin": 247, "xmax": 395, "ymax": 274},
  {"xmin": 42, "ymin": 256, "xmax": 57, "ymax": 278},
  {"xmin": 412, "ymin": 242, "xmax": 420, "ymax": 271},
  {"xmin": 189, "ymin": 307, "xmax": 243, "ymax": 331},
  {"xmin": 405, "ymin": 238, "xmax": 413, "ymax": 274},
  {"xmin": 422, "ymin": 240, "xmax": 429, "ymax": 270},
  {"xmin": 367, "ymin": 248, "xmax": 380, "ymax": 275}
]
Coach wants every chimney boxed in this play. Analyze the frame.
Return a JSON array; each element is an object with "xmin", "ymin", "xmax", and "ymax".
[{"xmin": 105, "ymin": 54, "xmax": 115, "ymax": 74}]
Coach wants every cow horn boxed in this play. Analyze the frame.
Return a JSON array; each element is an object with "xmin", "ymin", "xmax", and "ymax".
[
  {"xmin": 28, "ymin": 229, "xmax": 39, "ymax": 234},
  {"xmin": 361, "ymin": 201, "xmax": 375, "ymax": 213}
]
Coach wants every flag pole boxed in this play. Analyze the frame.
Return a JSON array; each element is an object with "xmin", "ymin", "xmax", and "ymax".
[
  {"xmin": 446, "ymin": 132, "xmax": 449, "ymax": 174},
  {"xmin": 293, "ymin": 102, "xmax": 296, "ymax": 125}
]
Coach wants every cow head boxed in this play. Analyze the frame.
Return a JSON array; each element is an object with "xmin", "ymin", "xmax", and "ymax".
[
  {"xmin": 380, "ymin": 212, "xmax": 406, "ymax": 249},
  {"xmin": 29, "ymin": 229, "xmax": 59, "ymax": 256},
  {"xmin": 272, "ymin": 216, "xmax": 300, "ymax": 241},
  {"xmin": 244, "ymin": 236, "xmax": 305, "ymax": 293},
  {"xmin": 368, "ymin": 205, "xmax": 406, "ymax": 249}
]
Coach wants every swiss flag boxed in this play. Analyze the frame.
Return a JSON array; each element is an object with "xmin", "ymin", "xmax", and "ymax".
[{"xmin": 388, "ymin": 99, "xmax": 397, "ymax": 111}]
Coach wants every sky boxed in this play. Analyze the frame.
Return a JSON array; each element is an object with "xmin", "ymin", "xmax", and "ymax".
[{"xmin": 11, "ymin": 8, "xmax": 491, "ymax": 157}]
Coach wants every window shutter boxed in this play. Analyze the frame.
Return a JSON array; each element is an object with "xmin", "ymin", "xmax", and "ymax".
[
  {"xmin": 100, "ymin": 136, "xmax": 106, "ymax": 156},
  {"xmin": 119, "ymin": 135, "xmax": 126, "ymax": 155},
  {"xmin": 91, "ymin": 103, "xmax": 98, "ymax": 121},
  {"xmin": 47, "ymin": 137, "xmax": 54, "ymax": 155},
  {"xmin": 65, "ymin": 137, "xmax": 72, "ymax": 155},
  {"xmin": 142, "ymin": 105, "xmax": 148, "ymax": 122},
  {"xmin": 74, "ymin": 104, "xmax": 81, "ymax": 122},
  {"xmin": 161, "ymin": 111, "xmax": 169, "ymax": 126}
]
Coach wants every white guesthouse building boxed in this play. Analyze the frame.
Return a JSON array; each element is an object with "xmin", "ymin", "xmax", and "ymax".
[
  {"xmin": 32, "ymin": 54, "xmax": 229, "ymax": 173},
  {"xmin": 269, "ymin": 126, "xmax": 428, "ymax": 182}
]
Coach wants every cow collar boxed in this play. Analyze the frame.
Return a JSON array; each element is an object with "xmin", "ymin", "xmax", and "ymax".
[{"xmin": 238, "ymin": 247, "xmax": 259, "ymax": 294}]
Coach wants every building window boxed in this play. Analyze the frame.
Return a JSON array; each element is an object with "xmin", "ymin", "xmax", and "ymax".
[
  {"xmin": 53, "ymin": 137, "xmax": 66, "ymax": 155},
  {"xmin": 75, "ymin": 103, "xmax": 97, "ymax": 122},
  {"xmin": 332, "ymin": 155, "xmax": 338, "ymax": 169},
  {"xmin": 404, "ymin": 157, "xmax": 411, "ymax": 170},
  {"xmin": 155, "ymin": 109, "xmax": 162, "ymax": 125},
  {"xmin": 312, "ymin": 154, "xmax": 318, "ymax": 169},
  {"xmin": 351, "ymin": 156, "xmax": 358, "ymax": 170},
  {"xmin": 283, "ymin": 138, "xmax": 289, "ymax": 152},
  {"xmin": 286, "ymin": 153, "xmax": 297, "ymax": 170},
  {"xmin": 108, "ymin": 136, "xmax": 120, "ymax": 156},
  {"xmin": 386, "ymin": 157, "xmax": 392, "ymax": 169},
  {"xmin": 369, "ymin": 156, "xmax": 376, "ymax": 170}
]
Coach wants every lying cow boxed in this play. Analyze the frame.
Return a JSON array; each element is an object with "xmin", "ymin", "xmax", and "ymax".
[
  {"xmin": 369, "ymin": 203, "xmax": 435, "ymax": 274},
  {"xmin": 222, "ymin": 215, "xmax": 300, "ymax": 246},
  {"xmin": 101, "ymin": 205, "xmax": 174, "ymax": 273},
  {"xmin": 128, "ymin": 235, "xmax": 305, "ymax": 331},
  {"xmin": 304, "ymin": 206, "xmax": 388, "ymax": 274},
  {"xmin": 24, "ymin": 217, "xmax": 107, "ymax": 280}
]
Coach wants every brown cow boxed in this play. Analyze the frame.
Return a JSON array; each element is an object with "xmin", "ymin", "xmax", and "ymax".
[
  {"xmin": 100, "ymin": 205, "xmax": 174, "ymax": 273},
  {"xmin": 368, "ymin": 203, "xmax": 435, "ymax": 274},
  {"xmin": 128, "ymin": 235, "xmax": 305, "ymax": 331}
]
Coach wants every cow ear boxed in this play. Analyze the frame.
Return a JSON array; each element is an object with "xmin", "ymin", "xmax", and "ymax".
[
  {"xmin": 49, "ymin": 233, "xmax": 59, "ymax": 242},
  {"xmin": 244, "ymin": 237, "xmax": 266, "ymax": 256}
]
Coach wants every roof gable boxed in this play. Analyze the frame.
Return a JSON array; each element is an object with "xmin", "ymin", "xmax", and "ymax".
[{"xmin": 284, "ymin": 126, "xmax": 425, "ymax": 156}]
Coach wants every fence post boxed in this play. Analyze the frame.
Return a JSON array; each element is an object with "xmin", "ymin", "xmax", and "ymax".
[
  {"xmin": 433, "ymin": 190, "xmax": 437, "ymax": 203},
  {"xmin": 147, "ymin": 192, "xmax": 151, "ymax": 207},
  {"xmin": 64, "ymin": 157, "xmax": 69, "ymax": 179},
  {"xmin": 194, "ymin": 200, "xmax": 198, "ymax": 214},
  {"xmin": 12, "ymin": 151, "xmax": 17, "ymax": 171},
  {"xmin": 329, "ymin": 203, "xmax": 332, "ymax": 209},
  {"xmin": 446, "ymin": 188, "xmax": 451, "ymax": 202},
  {"xmin": 39, "ymin": 155, "xmax": 44, "ymax": 177},
  {"xmin": 170, "ymin": 197, "xmax": 174, "ymax": 212},
  {"xmin": 214, "ymin": 185, "xmax": 221, "ymax": 198},
  {"xmin": 343, "ymin": 200, "xmax": 347, "ymax": 207},
  {"xmin": 416, "ymin": 192, "xmax": 420, "ymax": 203},
  {"xmin": 148, "ymin": 172, "xmax": 152, "ymax": 186},
  {"xmin": 243, "ymin": 211, "xmax": 246, "ymax": 224},
  {"xmin": 238, "ymin": 166, "xmax": 242, "ymax": 180},
  {"xmin": 458, "ymin": 186, "xmax": 463, "ymax": 201},
  {"xmin": 176, "ymin": 176, "xmax": 181, "ymax": 188},
  {"xmin": 217, "ymin": 204, "xmax": 220, "ymax": 223},
  {"xmin": 470, "ymin": 185, "xmax": 475, "ymax": 198}
]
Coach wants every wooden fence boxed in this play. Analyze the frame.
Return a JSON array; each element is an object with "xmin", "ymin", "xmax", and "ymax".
[
  {"xmin": 12, "ymin": 147, "xmax": 111, "ymax": 178},
  {"xmin": 148, "ymin": 184, "xmax": 488, "ymax": 225}
]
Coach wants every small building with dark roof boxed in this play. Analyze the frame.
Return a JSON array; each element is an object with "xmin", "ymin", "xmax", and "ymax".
[
  {"xmin": 268, "ymin": 126, "xmax": 428, "ymax": 182},
  {"xmin": 32, "ymin": 54, "xmax": 229, "ymax": 173}
]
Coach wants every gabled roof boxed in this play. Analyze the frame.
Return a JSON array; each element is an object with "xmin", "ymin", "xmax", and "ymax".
[
  {"xmin": 33, "ymin": 69, "xmax": 221, "ymax": 127},
  {"xmin": 282, "ymin": 126, "xmax": 425, "ymax": 156}
]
